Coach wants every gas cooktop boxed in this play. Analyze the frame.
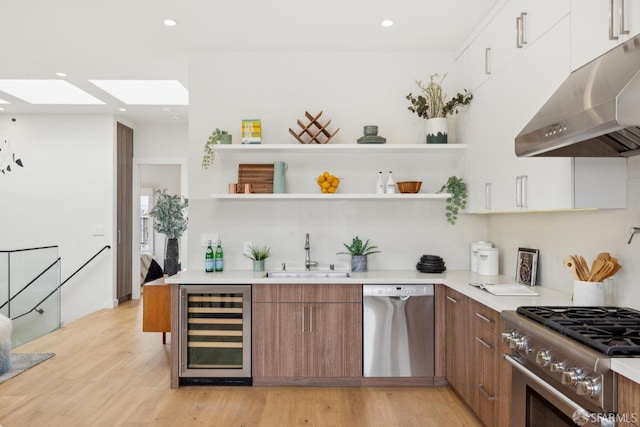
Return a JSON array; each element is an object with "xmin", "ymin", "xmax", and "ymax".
[{"xmin": 516, "ymin": 306, "xmax": 640, "ymax": 356}]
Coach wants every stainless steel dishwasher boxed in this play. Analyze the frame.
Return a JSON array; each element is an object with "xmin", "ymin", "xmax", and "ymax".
[{"xmin": 362, "ymin": 284, "xmax": 434, "ymax": 377}]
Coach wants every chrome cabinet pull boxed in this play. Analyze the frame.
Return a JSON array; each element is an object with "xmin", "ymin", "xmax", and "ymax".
[
  {"xmin": 516, "ymin": 176, "xmax": 522, "ymax": 207},
  {"xmin": 475, "ymin": 336, "xmax": 495, "ymax": 350},
  {"xmin": 475, "ymin": 312, "xmax": 494, "ymax": 324},
  {"xmin": 620, "ymin": 0, "xmax": 630, "ymax": 34},
  {"xmin": 446, "ymin": 296, "xmax": 458, "ymax": 304},
  {"xmin": 301, "ymin": 306, "xmax": 306, "ymax": 332},
  {"xmin": 485, "ymin": 48, "xmax": 491, "ymax": 75},
  {"xmin": 610, "ymin": 0, "xmax": 620, "ymax": 40},
  {"xmin": 520, "ymin": 12, "xmax": 527, "ymax": 47},
  {"xmin": 485, "ymin": 182, "xmax": 492, "ymax": 210},
  {"xmin": 309, "ymin": 305, "xmax": 313, "ymax": 333},
  {"xmin": 521, "ymin": 175, "xmax": 528, "ymax": 208},
  {"xmin": 477, "ymin": 384, "xmax": 497, "ymax": 401}
]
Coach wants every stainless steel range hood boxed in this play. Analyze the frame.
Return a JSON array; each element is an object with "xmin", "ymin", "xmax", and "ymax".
[{"xmin": 516, "ymin": 34, "xmax": 640, "ymax": 157}]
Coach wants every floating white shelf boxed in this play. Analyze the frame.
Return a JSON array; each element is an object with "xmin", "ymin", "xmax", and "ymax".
[
  {"xmin": 214, "ymin": 143, "xmax": 467, "ymax": 153},
  {"xmin": 211, "ymin": 193, "xmax": 451, "ymax": 200}
]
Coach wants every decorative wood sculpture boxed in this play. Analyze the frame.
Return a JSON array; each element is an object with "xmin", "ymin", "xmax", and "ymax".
[{"xmin": 288, "ymin": 111, "xmax": 340, "ymax": 144}]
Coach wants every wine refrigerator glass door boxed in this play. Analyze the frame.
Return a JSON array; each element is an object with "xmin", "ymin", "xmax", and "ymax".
[{"xmin": 179, "ymin": 285, "xmax": 251, "ymax": 378}]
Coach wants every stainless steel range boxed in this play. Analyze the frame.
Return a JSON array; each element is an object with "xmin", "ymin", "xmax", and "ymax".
[{"xmin": 501, "ymin": 306, "xmax": 640, "ymax": 427}]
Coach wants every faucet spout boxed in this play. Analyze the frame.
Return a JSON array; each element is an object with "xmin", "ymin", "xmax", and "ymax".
[{"xmin": 304, "ymin": 233, "xmax": 318, "ymax": 270}]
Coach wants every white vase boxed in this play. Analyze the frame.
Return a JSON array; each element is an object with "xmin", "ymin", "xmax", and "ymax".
[{"xmin": 425, "ymin": 118, "xmax": 448, "ymax": 144}]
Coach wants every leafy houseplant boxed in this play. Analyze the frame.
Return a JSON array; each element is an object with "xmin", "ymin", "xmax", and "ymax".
[
  {"xmin": 148, "ymin": 189, "xmax": 189, "ymax": 275},
  {"xmin": 337, "ymin": 236, "xmax": 380, "ymax": 272},
  {"xmin": 202, "ymin": 128, "xmax": 230, "ymax": 169},
  {"xmin": 243, "ymin": 245, "xmax": 270, "ymax": 272},
  {"xmin": 406, "ymin": 74, "xmax": 473, "ymax": 144},
  {"xmin": 438, "ymin": 176, "xmax": 467, "ymax": 225},
  {"xmin": 406, "ymin": 73, "xmax": 473, "ymax": 119}
]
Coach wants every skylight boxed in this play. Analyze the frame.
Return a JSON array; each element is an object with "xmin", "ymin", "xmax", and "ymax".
[
  {"xmin": 89, "ymin": 80, "xmax": 188, "ymax": 105},
  {"xmin": 0, "ymin": 80, "xmax": 104, "ymax": 104}
]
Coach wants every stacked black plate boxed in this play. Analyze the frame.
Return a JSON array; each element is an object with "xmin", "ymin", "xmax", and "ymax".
[{"xmin": 416, "ymin": 255, "xmax": 446, "ymax": 273}]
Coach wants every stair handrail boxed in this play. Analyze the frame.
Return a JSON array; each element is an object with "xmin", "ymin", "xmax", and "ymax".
[{"xmin": 9, "ymin": 245, "xmax": 111, "ymax": 321}]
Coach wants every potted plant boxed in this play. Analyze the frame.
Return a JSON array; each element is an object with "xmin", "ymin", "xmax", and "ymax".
[
  {"xmin": 406, "ymin": 73, "xmax": 473, "ymax": 144},
  {"xmin": 148, "ymin": 189, "xmax": 188, "ymax": 275},
  {"xmin": 438, "ymin": 176, "xmax": 467, "ymax": 225},
  {"xmin": 243, "ymin": 245, "xmax": 270, "ymax": 272},
  {"xmin": 337, "ymin": 236, "xmax": 380, "ymax": 272},
  {"xmin": 202, "ymin": 128, "xmax": 231, "ymax": 169}
]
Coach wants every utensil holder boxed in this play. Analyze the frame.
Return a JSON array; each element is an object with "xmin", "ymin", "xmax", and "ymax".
[{"xmin": 573, "ymin": 280, "xmax": 605, "ymax": 305}]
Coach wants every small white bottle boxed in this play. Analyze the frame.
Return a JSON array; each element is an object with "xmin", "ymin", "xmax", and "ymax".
[
  {"xmin": 376, "ymin": 171, "xmax": 385, "ymax": 194},
  {"xmin": 386, "ymin": 171, "xmax": 396, "ymax": 194}
]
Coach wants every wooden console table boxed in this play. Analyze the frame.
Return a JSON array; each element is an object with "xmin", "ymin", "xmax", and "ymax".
[{"xmin": 142, "ymin": 276, "xmax": 171, "ymax": 344}]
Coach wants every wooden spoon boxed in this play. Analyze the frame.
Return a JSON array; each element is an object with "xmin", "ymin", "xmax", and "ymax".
[
  {"xmin": 578, "ymin": 256, "xmax": 591, "ymax": 280},
  {"xmin": 587, "ymin": 257, "xmax": 606, "ymax": 281},
  {"xmin": 572, "ymin": 255, "xmax": 588, "ymax": 281},
  {"xmin": 595, "ymin": 261, "xmax": 615, "ymax": 282},
  {"xmin": 563, "ymin": 256, "xmax": 580, "ymax": 280}
]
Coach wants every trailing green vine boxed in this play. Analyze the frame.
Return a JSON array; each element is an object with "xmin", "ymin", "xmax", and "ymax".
[{"xmin": 438, "ymin": 176, "xmax": 467, "ymax": 225}]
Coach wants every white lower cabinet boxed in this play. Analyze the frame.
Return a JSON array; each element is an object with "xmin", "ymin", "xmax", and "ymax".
[{"xmin": 462, "ymin": 16, "xmax": 626, "ymax": 213}]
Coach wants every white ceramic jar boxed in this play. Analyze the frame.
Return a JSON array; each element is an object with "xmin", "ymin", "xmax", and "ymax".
[
  {"xmin": 477, "ymin": 247, "xmax": 499, "ymax": 276},
  {"xmin": 470, "ymin": 241, "xmax": 493, "ymax": 272}
]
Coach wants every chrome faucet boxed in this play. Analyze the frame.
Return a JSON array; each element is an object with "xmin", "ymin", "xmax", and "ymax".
[{"xmin": 304, "ymin": 233, "xmax": 318, "ymax": 270}]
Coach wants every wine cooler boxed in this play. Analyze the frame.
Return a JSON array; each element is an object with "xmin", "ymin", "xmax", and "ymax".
[{"xmin": 179, "ymin": 285, "xmax": 251, "ymax": 384}]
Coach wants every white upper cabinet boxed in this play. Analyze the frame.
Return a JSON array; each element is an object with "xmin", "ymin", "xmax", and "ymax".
[
  {"xmin": 459, "ymin": 0, "xmax": 570, "ymax": 92},
  {"xmin": 571, "ymin": 0, "xmax": 640, "ymax": 70},
  {"xmin": 460, "ymin": 15, "xmax": 627, "ymax": 213}
]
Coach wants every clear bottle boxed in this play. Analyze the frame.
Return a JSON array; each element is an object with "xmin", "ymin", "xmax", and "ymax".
[
  {"xmin": 205, "ymin": 240, "xmax": 214, "ymax": 272},
  {"xmin": 386, "ymin": 171, "xmax": 396, "ymax": 194},
  {"xmin": 214, "ymin": 240, "xmax": 224, "ymax": 272},
  {"xmin": 376, "ymin": 171, "xmax": 385, "ymax": 194}
]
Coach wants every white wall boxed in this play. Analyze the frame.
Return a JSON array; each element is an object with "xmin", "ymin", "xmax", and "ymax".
[
  {"xmin": 186, "ymin": 52, "xmax": 488, "ymax": 271},
  {"xmin": 0, "ymin": 114, "xmax": 115, "ymax": 323},
  {"xmin": 486, "ymin": 156, "xmax": 640, "ymax": 309}
]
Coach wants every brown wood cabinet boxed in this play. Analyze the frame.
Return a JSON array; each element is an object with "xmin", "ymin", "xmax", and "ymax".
[
  {"xmin": 252, "ymin": 284, "xmax": 362, "ymax": 384},
  {"xmin": 444, "ymin": 290, "xmax": 511, "ymax": 427},
  {"xmin": 142, "ymin": 276, "xmax": 171, "ymax": 344},
  {"xmin": 445, "ymin": 287, "xmax": 468, "ymax": 399},
  {"xmin": 618, "ymin": 374, "xmax": 640, "ymax": 426}
]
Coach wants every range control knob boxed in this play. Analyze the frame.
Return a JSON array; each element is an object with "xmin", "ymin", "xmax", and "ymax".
[
  {"xmin": 561, "ymin": 368, "xmax": 585, "ymax": 387},
  {"xmin": 550, "ymin": 361, "xmax": 566, "ymax": 373},
  {"xmin": 576, "ymin": 377, "xmax": 600, "ymax": 398},
  {"xmin": 508, "ymin": 335, "xmax": 528, "ymax": 351},
  {"xmin": 535, "ymin": 350, "xmax": 552, "ymax": 368},
  {"xmin": 501, "ymin": 331, "xmax": 516, "ymax": 344}
]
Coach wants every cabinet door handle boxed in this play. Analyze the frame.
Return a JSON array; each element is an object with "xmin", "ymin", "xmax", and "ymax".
[
  {"xmin": 309, "ymin": 305, "xmax": 313, "ymax": 333},
  {"xmin": 475, "ymin": 336, "xmax": 495, "ymax": 350},
  {"xmin": 485, "ymin": 183, "xmax": 492, "ymax": 210},
  {"xmin": 477, "ymin": 384, "xmax": 497, "ymax": 401},
  {"xmin": 521, "ymin": 175, "xmax": 528, "ymax": 208},
  {"xmin": 520, "ymin": 12, "xmax": 528, "ymax": 46},
  {"xmin": 515, "ymin": 176, "xmax": 522, "ymax": 207},
  {"xmin": 485, "ymin": 48, "xmax": 491, "ymax": 75},
  {"xmin": 610, "ymin": 0, "xmax": 620, "ymax": 40},
  {"xmin": 475, "ymin": 312, "xmax": 495, "ymax": 324},
  {"xmin": 516, "ymin": 16, "xmax": 523, "ymax": 48},
  {"xmin": 620, "ymin": 0, "xmax": 630, "ymax": 34},
  {"xmin": 446, "ymin": 296, "xmax": 458, "ymax": 304},
  {"xmin": 301, "ymin": 306, "xmax": 306, "ymax": 332}
]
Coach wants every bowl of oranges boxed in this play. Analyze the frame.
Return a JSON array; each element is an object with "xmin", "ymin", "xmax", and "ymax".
[{"xmin": 317, "ymin": 171, "xmax": 340, "ymax": 193}]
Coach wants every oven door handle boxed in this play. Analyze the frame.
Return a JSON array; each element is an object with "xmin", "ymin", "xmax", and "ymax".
[{"xmin": 503, "ymin": 354, "xmax": 601, "ymax": 425}]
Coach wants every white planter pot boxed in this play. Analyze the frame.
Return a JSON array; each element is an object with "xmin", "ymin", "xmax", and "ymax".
[{"xmin": 425, "ymin": 118, "xmax": 448, "ymax": 144}]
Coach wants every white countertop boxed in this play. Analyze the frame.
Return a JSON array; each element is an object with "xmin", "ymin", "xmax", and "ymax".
[{"xmin": 165, "ymin": 268, "xmax": 640, "ymax": 383}]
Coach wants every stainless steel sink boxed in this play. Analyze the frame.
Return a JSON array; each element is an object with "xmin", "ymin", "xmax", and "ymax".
[{"xmin": 264, "ymin": 271, "xmax": 351, "ymax": 279}]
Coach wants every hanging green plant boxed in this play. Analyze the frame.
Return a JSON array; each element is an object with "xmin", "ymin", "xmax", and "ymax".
[
  {"xmin": 202, "ymin": 128, "xmax": 229, "ymax": 169},
  {"xmin": 438, "ymin": 176, "xmax": 467, "ymax": 225}
]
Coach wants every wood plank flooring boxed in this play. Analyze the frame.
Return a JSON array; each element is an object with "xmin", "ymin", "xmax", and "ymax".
[{"xmin": 0, "ymin": 297, "xmax": 483, "ymax": 427}]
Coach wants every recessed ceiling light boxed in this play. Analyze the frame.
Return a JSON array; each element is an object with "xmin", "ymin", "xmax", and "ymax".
[
  {"xmin": 161, "ymin": 107, "xmax": 171, "ymax": 112},
  {"xmin": 56, "ymin": 72, "xmax": 67, "ymax": 77},
  {"xmin": 171, "ymin": 115, "xmax": 179, "ymax": 120},
  {"xmin": 0, "ymin": 107, "xmax": 4, "ymax": 111},
  {"xmin": 119, "ymin": 107, "xmax": 127, "ymax": 112},
  {"xmin": 163, "ymin": 19, "xmax": 177, "ymax": 27},
  {"xmin": 0, "ymin": 80, "xmax": 104, "ymax": 104},
  {"xmin": 381, "ymin": 19, "xmax": 394, "ymax": 27},
  {"xmin": 89, "ymin": 80, "xmax": 188, "ymax": 105}
]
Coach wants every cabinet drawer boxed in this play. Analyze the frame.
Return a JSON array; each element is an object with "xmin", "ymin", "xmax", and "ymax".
[
  {"xmin": 253, "ymin": 283, "xmax": 362, "ymax": 303},
  {"xmin": 469, "ymin": 299, "xmax": 499, "ymax": 333}
]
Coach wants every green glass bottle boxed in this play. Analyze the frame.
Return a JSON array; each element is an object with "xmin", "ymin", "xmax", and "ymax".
[
  {"xmin": 214, "ymin": 240, "xmax": 224, "ymax": 272},
  {"xmin": 205, "ymin": 240, "xmax": 214, "ymax": 272}
]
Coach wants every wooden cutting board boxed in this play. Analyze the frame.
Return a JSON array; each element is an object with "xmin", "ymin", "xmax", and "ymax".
[{"xmin": 238, "ymin": 164, "xmax": 274, "ymax": 193}]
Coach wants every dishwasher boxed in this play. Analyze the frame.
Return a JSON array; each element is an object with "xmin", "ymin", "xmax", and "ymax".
[{"xmin": 362, "ymin": 284, "xmax": 434, "ymax": 377}]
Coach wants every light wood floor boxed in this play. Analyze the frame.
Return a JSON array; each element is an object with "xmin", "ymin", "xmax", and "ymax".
[{"xmin": 0, "ymin": 297, "xmax": 483, "ymax": 427}]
